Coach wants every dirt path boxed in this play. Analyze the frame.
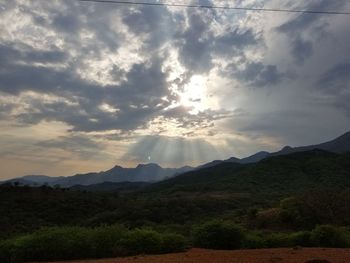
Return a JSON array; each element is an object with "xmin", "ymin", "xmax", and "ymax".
[{"xmin": 44, "ymin": 248, "xmax": 350, "ymax": 263}]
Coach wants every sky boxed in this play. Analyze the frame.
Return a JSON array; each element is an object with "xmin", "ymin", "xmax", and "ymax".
[{"xmin": 1, "ymin": 0, "xmax": 350, "ymax": 179}]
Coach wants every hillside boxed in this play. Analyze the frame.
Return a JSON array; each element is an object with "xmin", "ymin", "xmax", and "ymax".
[
  {"xmin": 270, "ymin": 131, "xmax": 350, "ymax": 156},
  {"xmin": 145, "ymin": 150, "xmax": 350, "ymax": 196}
]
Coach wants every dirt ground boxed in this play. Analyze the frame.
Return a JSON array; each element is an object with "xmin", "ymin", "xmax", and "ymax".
[{"xmin": 44, "ymin": 248, "xmax": 350, "ymax": 263}]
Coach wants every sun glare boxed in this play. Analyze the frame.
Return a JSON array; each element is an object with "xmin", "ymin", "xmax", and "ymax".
[{"xmin": 179, "ymin": 75, "xmax": 207, "ymax": 115}]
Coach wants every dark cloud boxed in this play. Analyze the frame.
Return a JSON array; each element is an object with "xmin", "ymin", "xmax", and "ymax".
[
  {"xmin": 36, "ymin": 134, "xmax": 109, "ymax": 159},
  {"xmin": 52, "ymin": 13, "xmax": 81, "ymax": 33},
  {"xmin": 277, "ymin": 0, "xmax": 346, "ymax": 64},
  {"xmin": 162, "ymin": 106, "xmax": 232, "ymax": 132},
  {"xmin": 318, "ymin": 62, "xmax": 350, "ymax": 93},
  {"xmin": 226, "ymin": 62, "xmax": 284, "ymax": 88},
  {"xmin": 291, "ymin": 37, "xmax": 313, "ymax": 64},
  {"xmin": 317, "ymin": 62, "xmax": 350, "ymax": 115},
  {"xmin": 122, "ymin": 5, "xmax": 177, "ymax": 50},
  {"xmin": 3, "ymin": 56, "xmax": 173, "ymax": 132},
  {"xmin": 0, "ymin": 44, "xmax": 67, "ymax": 65},
  {"xmin": 278, "ymin": 1, "xmax": 345, "ymax": 33},
  {"xmin": 176, "ymin": 10, "xmax": 214, "ymax": 73},
  {"xmin": 214, "ymin": 28, "xmax": 258, "ymax": 57}
]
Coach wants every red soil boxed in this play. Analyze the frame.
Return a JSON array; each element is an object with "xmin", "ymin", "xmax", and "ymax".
[{"xmin": 45, "ymin": 248, "xmax": 350, "ymax": 263}]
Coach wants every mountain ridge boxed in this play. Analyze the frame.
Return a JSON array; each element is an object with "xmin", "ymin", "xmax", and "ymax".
[{"xmin": 3, "ymin": 130, "xmax": 350, "ymax": 187}]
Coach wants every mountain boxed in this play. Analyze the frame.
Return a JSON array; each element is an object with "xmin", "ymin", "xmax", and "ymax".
[
  {"xmin": 2, "ymin": 178, "xmax": 40, "ymax": 186},
  {"xmin": 4, "ymin": 163, "xmax": 194, "ymax": 187},
  {"xmin": 240, "ymin": 151, "xmax": 270, "ymax": 163},
  {"xmin": 197, "ymin": 131, "xmax": 350, "ymax": 169},
  {"xmin": 270, "ymin": 131, "xmax": 350, "ymax": 156},
  {"xmin": 4, "ymin": 131, "xmax": 350, "ymax": 188},
  {"xmin": 21, "ymin": 175, "xmax": 64, "ymax": 184},
  {"xmin": 145, "ymin": 150, "xmax": 350, "ymax": 196}
]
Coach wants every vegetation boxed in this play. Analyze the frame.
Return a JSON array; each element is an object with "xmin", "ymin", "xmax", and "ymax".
[
  {"xmin": 0, "ymin": 225, "xmax": 187, "ymax": 263},
  {"xmin": 1, "ymin": 222, "xmax": 350, "ymax": 262},
  {"xmin": 1, "ymin": 150, "xmax": 350, "ymax": 262},
  {"xmin": 192, "ymin": 220, "xmax": 245, "ymax": 249}
]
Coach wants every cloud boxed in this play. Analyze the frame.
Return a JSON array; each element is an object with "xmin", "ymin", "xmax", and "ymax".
[
  {"xmin": 276, "ymin": 0, "xmax": 346, "ymax": 64},
  {"xmin": 317, "ymin": 62, "xmax": 350, "ymax": 115},
  {"xmin": 36, "ymin": 134, "xmax": 109, "ymax": 160},
  {"xmin": 226, "ymin": 62, "xmax": 284, "ymax": 88},
  {"xmin": 176, "ymin": 10, "xmax": 214, "ymax": 73}
]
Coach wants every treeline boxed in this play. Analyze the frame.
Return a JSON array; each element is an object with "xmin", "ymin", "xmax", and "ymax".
[
  {"xmin": 0, "ymin": 184, "xmax": 249, "ymax": 239},
  {"xmin": 2, "ymin": 185, "xmax": 350, "ymax": 238}
]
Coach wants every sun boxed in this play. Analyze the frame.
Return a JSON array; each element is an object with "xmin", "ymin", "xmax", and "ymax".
[{"xmin": 179, "ymin": 75, "xmax": 207, "ymax": 115}]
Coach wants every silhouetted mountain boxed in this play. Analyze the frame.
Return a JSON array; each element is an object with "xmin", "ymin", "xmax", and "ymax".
[
  {"xmin": 4, "ymin": 164, "xmax": 194, "ymax": 187},
  {"xmin": 240, "ymin": 151, "xmax": 270, "ymax": 164},
  {"xmin": 2, "ymin": 178, "xmax": 39, "ymax": 186},
  {"xmin": 4, "ymin": 131, "xmax": 350, "ymax": 187},
  {"xmin": 22, "ymin": 175, "xmax": 64, "ymax": 184},
  {"xmin": 197, "ymin": 131, "xmax": 350, "ymax": 169},
  {"xmin": 270, "ymin": 131, "xmax": 350, "ymax": 156}
]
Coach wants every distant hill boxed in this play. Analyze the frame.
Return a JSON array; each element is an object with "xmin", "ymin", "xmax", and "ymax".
[
  {"xmin": 270, "ymin": 131, "xmax": 350, "ymax": 156},
  {"xmin": 22, "ymin": 175, "xmax": 65, "ymax": 184},
  {"xmin": 197, "ymin": 131, "xmax": 350, "ymax": 168},
  {"xmin": 3, "ymin": 164, "xmax": 193, "ymax": 187},
  {"xmin": 145, "ymin": 150, "xmax": 350, "ymax": 196}
]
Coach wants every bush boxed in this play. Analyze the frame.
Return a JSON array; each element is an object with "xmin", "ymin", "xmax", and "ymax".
[
  {"xmin": 117, "ymin": 228, "xmax": 188, "ymax": 256},
  {"xmin": 310, "ymin": 225, "xmax": 349, "ymax": 247},
  {"xmin": 289, "ymin": 231, "xmax": 312, "ymax": 247},
  {"xmin": 9, "ymin": 227, "xmax": 94, "ymax": 262},
  {"xmin": 88, "ymin": 225, "xmax": 126, "ymax": 258},
  {"xmin": 264, "ymin": 232, "xmax": 294, "ymax": 248},
  {"xmin": 243, "ymin": 232, "xmax": 266, "ymax": 248},
  {"xmin": 0, "ymin": 225, "xmax": 187, "ymax": 262},
  {"xmin": 118, "ymin": 229, "xmax": 163, "ymax": 255},
  {"xmin": 192, "ymin": 220, "xmax": 245, "ymax": 249},
  {"xmin": 161, "ymin": 233, "xmax": 188, "ymax": 253}
]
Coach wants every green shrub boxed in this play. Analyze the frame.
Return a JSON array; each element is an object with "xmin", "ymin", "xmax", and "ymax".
[
  {"xmin": 10, "ymin": 227, "xmax": 93, "ymax": 262},
  {"xmin": 161, "ymin": 233, "xmax": 187, "ymax": 253},
  {"xmin": 192, "ymin": 220, "xmax": 245, "ymax": 249},
  {"xmin": 118, "ymin": 229, "xmax": 163, "ymax": 255},
  {"xmin": 311, "ymin": 225, "xmax": 349, "ymax": 247},
  {"xmin": 0, "ymin": 225, "xmax": 187, "ymax": 262},
  {"xmin": 265, "ymin": 232, "xmax": 294, "ymax": 248},
  {"xmin": 88, "ymin": 225, "xmax": 126, "ymax": 258},
  {"xmin": 243, "ymin": 232, "xmax": 266, "ymax": 248},
  {"xmin": 289, "ymin": 231, "xmax": 312, "ymax": 247}
]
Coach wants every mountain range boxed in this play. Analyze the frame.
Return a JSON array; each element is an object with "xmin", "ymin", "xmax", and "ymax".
[
  {"xmin": 3, "ymin": 131, "xmax": 350, "ymax": 188},
  {"xmin": 198, "ymin": 131, "xmax": 350, "ymax": 168}
]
